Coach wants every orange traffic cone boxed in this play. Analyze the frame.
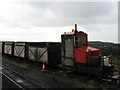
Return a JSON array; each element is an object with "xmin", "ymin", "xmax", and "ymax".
[{"xmin": 41, "ymin": 63, "xmax": 47, "ymax": 72}]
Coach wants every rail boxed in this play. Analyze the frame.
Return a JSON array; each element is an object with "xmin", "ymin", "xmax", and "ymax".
[
  {"xmin": 0, "ymin": 65, "xmax": 48, "ymax": 89},
  {"xmin": 1, "ymin": 71, "xmax": 25, "ymax": 90}
]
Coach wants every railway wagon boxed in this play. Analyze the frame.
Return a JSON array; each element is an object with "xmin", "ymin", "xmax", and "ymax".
[
  {"xmin": 2, "ymin": 42, "xmax": 13, "ymax": 55},
  {"xmin": 2, "ymin": 42, "xmax": 27, "ymax": 58},
  {"xmin": 27, "ymin": 42, "xmax": 61, "ymax": 66},
  {"xmin": 2, "ymin": 42, "xmax": 61, "ymax": 66},
  {"xmin": 14, "ymin": 42, "xmax": 26, "ymax": 58}
]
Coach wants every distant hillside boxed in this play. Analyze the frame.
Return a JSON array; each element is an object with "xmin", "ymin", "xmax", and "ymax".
[{"xmin": 88, "ymin": 41, "xmax": 120, "ymax": 46}]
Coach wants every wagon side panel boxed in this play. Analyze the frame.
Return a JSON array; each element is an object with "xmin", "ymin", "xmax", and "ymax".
[
  {"xmin": 14, "ymin": 45, "xmax": 25, "ymax": 58},
  {"xmin": 4, "ymin": 44, "xmax": 12, "ymax": 55}
]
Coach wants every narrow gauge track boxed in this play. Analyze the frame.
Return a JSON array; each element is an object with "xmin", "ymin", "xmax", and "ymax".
[
  {"xmin": 1, "ymin": 72, "xmax": 25, "ymax": 89},
  {"xmin": 102, "ymin": 76, "xmax": 120, "ymax": 84},
  {"xmin": 0, "ymin": 65, "xmax": 48, "ymax": 90},
  {"xmin": 59, "ymin": 64, "xmax": 120, "ymax": 84},
  {"xmin": 101, "ymin": 64, "xmax": 120, "ymax": 84},
  {"xmin": 0, "ymin": 63, "xmax": 119, "ymax": 89}
]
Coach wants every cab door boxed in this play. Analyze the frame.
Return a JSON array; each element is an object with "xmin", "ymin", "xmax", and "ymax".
[{"xmin": 61, "ymin": 35, "xmax": 75, "ymax": 66}]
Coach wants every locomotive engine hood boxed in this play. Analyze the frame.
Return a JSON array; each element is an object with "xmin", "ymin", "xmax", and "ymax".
[
  {"xmin": 76, "ymin": 46, "xmax": 101, "ymax": 56},
  {"xmin": 75, "ymin": 46, "xmax": 101, "ymax": 63},
  {"xmin": 76, "ymin": 46, "xmax": 100, "ymax": 52}
]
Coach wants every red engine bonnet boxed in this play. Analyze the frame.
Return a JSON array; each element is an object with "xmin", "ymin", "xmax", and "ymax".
[{"xmin": 75, "ymin": 46, "xmax": 101, "ymax": 63}]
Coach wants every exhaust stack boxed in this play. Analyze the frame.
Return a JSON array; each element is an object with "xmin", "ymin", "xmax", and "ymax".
[
  {"xmin": 75, "ymin": 24, "xmax": 77, "ymax": 31},
  {"xmin": 75, "ymin": 24, "xmax": 78, "ymax": 48}
]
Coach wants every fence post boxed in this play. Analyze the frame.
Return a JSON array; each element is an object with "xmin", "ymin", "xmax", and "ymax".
[
  {"xmin": 25, "ymin": 42, "xmax": 29, "ymax": 60},
  {"xmin": 2, "ymin": 42, "xmax": 5, "ymax": 55},
  {"xmin": 11, "ymin": 42, "xmax": 14, "ymax": 56}
]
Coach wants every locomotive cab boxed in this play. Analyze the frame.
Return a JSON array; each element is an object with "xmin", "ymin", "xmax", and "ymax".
[{"xmin": 61, "ymin": 24, "xmax": 101, "ymax": 67}]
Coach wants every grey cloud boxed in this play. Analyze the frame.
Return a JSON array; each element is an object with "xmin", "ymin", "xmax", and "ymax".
[
  {"xmin": 2, "ymin": 2, "xmax": 117, "ymax": 29},
  {"xmin": 0, "ymin": 1, "xmax": 118, "ymax": 43},
  {"xmin": 49, "ymin": 2, "xmax": 113, "ymax": 17},
  {"xmin": 26, "ymin": 2, "xmax": 117, "ymax": 27}
]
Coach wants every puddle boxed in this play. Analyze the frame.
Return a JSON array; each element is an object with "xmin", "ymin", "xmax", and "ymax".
[
  {"xmin": 16, "ymin": 79, "xmax": 23, "ymax": 83},
  {"xmin": 112, "ymin": 75, "xmax": 120, "ymax": 79},
  {"xmin": 102, "ymin": 79, "xmax": 112, "ymax": 82}
]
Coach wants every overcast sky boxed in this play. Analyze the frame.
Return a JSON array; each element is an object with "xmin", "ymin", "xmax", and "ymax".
[{"xmin": 0, "ymin": 0, "xmax": 118, "ymax": 43}]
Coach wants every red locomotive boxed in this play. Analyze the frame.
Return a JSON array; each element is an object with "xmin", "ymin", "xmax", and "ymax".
[{"xmin": 61, "ymin": 24, "xmax": 114, "ymax": 77}]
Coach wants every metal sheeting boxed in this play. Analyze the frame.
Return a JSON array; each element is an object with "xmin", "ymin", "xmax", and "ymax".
[
  {"xmin": 64, "ymin": 38, "xmax": 74, "ymax": 66},
  {"xmin": 28, "ymin": 47, "xmax": 48, "ymax": 63},
  {"xmin": 65, "ymin": 38, "xmax": 74, "ymax": 58},
  {"xmin": 61, "ymin": 36, "xmax": 74, "ymax": 66},
  {"xmin": 14, "ymin": 46, "xmax": 25, "ymax": 58}
]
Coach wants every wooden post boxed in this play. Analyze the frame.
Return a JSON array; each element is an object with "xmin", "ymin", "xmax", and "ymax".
[
  {"xmin": 11, "ymin": 42, "xmax": 14, "ymax": 56},
  {"xmin": 2, "ymin": 42, "xmax": 4, "ymax": 54},
  {"xmin": 25, "ymin": 42, "xmax": 29, "ymax": 60}
]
